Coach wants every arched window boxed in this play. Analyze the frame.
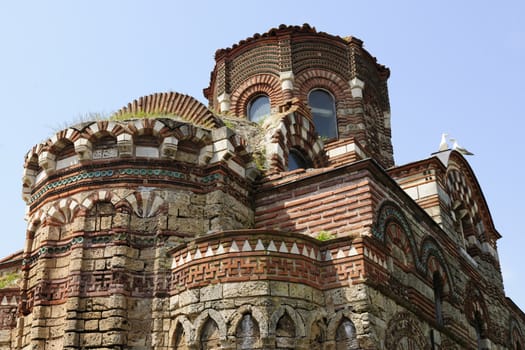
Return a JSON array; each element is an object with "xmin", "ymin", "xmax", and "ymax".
[
  {"xmin": 308, "ymin": 89, "xmax": 337, "ymax": 139},
  {"xmin": 248, "ymin": 95, "xmax": 270, "ymax": 123},
  {"xmin": 200, "ymin": 318, "xmax": 220, "ymax": 350},
  {"xmin": 236, "ymin": 313, "xmax": 261, "ymax": 349},
  {"xmin": 335, "ymin": 318, "xmax": 358, "ymax": 350},
  {"xmin": 288, "ymin": 148, "xmax": 312, "ymax": 171},
  {"xmin": 173, "ymin": 323, "xmax": 187, "ymax": 350},
  {"xmin": 275, "ymin": 313, "xmax": 295, "ymax": 349},
  {"xmin": 310, "ymin": 319, "xmax": 326, "ymax": 350},
  {"xmin": 473, "ymin": 311, "xmax": 484, "ymax": 350},
  {"xmin": 433, "ymin": 272, "xmax": 444, "ymax": 327}
]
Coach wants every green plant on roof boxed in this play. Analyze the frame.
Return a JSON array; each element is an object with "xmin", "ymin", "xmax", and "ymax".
[
  {"xmin": 110, "ymin": 110, "xmax": 178, "ymax": 121},
  {"xmin": 0, "ymin": 272, "xmax": 21, "ymax": 289},
  {"xmin": 316, "ymin": 230, "xmax": 335, "ymax": 241}
]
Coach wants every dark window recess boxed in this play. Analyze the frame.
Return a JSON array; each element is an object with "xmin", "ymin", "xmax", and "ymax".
[{"xmin": 308, "ymin": 89, "xmax": 337, "ymax": 139}]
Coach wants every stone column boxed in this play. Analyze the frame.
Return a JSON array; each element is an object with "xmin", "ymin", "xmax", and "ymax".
[
  {"xmin": 280, "ymin": 71, "xmax": 295, "ymax": 100},
  {"xmin": 218, "ymin": 93, "xmax": 231, "ymax": 114},
  {"xmin": 349, "ymin": 77, "xmax": 365, "ymax": 98}
]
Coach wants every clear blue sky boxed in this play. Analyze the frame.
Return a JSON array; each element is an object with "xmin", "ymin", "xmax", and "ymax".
[{"xmin": 1, "ymin": 1, "xmax": 523, "ymax": 309}]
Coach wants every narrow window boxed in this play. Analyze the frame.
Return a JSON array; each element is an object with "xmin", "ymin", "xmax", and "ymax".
[
  {"xmin": 236, "ymin": 313, "xmax": 260, "ymax": 349},
  {"xmin": 275, "ymin": 313, "xmax": 295, "ymax": 349},
  {"xmin": 248, "ymin": 95, "xmax": 270, "ymax": 123},
  {"xmin": 433, "ymin": 272, "xmax": 444, "ymax": 327},
  {"xmin": 173, "ymin": 323, "xmax": 187, "ymax": 350},
  {"xmin": 200, "ymin": 318, "xmax": 220, "ymax": 350},
  {"xmin": 308, "ymin": 89, "xmax": 337, "ymax": 139},
  {"xmin": 335, "ymin": 318, "xmax": 358, "ymax": 349},
  {"xmin": 288, "ymin": 148, "xmax": 312, "ymax": 171},
  {"xmin": 473, "ymin": 311, "xmax": 484, "ymax": 350}
]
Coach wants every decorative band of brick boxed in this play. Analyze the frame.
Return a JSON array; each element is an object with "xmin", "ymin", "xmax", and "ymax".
[
  {"xmin": 29, "ymin": 164, "xmax": 248, "ymax": 210},
  {"xmin": 0, "ymin": 289, "xmax": 18, "ymax": 330},
  {"xmin": 25, "ymin": 269, "xmax": 165, "ymax": 308},
  {"xmin": 30, "ymin": 168, "xmax": 185, "ymax": 204},
  {"xmin": 170, "ymin": 231, "xmax": 367, "ymax": 291},
  {"xmin": 23, "ymin": 232, "xmax": 162, "ymax": 267}
]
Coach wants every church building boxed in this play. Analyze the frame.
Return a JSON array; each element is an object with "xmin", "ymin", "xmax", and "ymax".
[{"xmin": 0, "ymin": 24, "xmax": 523, "ymax": 349}]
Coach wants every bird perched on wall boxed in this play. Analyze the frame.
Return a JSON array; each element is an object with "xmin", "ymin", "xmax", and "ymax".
[
  {"xmin": 450, "ymin": 138, "xmax": 474, "ymax": 156},
  {"xmin": 439, "ymin": 133, "xmax": 449, "ymax": 152}
]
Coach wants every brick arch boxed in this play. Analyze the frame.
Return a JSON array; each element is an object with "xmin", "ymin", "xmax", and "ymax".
[
  {"xmin": 170, "ymin": 123, "xmax": 212, "ymax": 144},
  {"xmin": 113, "ymin": 91, "xmax": 223, "ymax": 129},
  {"xmin": 269, "ymin": 305, "xmax": 306, "ymax": 338},
  {"xmin": 26, "ymin": 211, "xmax": 45, "ymax": 240},
  {"xmin": 420, "ymin": 237, "xmax": 454, "ymax": 295},
  {"xmin": 446, "ymin": 151, "xmax": 500, "ymax": 246},
  {"xmin": 385, "ymin": 220, "xmax": 415, "ymax": 268},
  {"xmin": 80, "ymin": 190, "xmax": 123, "ymax": 213},
  {"xmin": 46, "ymin": 198, "xmax": 81, "ymax": 225},
  {"xmin": 283, "ymin": 112, "xmax": 327, "ymax": 168},
  {"xmin": 123, "ymin": 191, "xmax": 165, "ymax": 218},
  {"xmin": 24, "ymin": 147, "xmax": 41, "ymax": 171},
  {"xmin": 372, "ymin": 201, "xmax": 420, "ymax": 271},
  {"xmin": 81, "ymin": 120, "xmax": 129, "ymax": 139},
  {"xmin": 230, "ymin": 74, "xmax": 282, "ymax": 117},
  {"xmin": 227, "ymin": 305, "xmax": 267, "ymax": 337},
  {"xmin": 385, "ymin": 311, "xmax": 430, "ymax": 350},
  {"xmin": 464, "ymin": 281, "xmax": 490, "ymax": 338},
  {"xmin": 294, "ymin": 68, "xmax": 350, "ymax": 105},
  {"xmin": 126, "ymin": 118, "xmax": 166, "ymax": 137},
  {"xmin": 46, "ymin": 127, "xmax": 83, "ymax": 151}
]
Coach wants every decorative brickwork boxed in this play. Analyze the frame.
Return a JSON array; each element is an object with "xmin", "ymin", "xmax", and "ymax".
[{"xmin": 0, "ymin": 24, "xmax": 523, "ymax": 350}]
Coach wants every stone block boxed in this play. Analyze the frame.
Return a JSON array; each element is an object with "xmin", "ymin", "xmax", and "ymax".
[
  {"xmin": 49, "ymin": 325, "xmax": 65, "ymax": 338},
  {"xmin": 178, "ymin": 289, "xmax": 199, "ymax": 307},
  {"xmin": 200, "ymin": 283, "xmax": 223, "ymax": 301},
  {"xmin": 31, "ymin": 326, "xmax": 49, "ymax": 339},
  {"xmin": 81, "ymin": 333, "xmax": 102, "ymax": 346},
  {"xmin": 64, "ymin": 319, "xmax": 81, "ymax": 332},
  {"xmin": 270, "ymin": 281, "xmax": 289, "ymax": 297},
  {"xmin": 101, "ymin": 309, "xmax": 127, "ymax": 318},
  {"xmin": 99, "ymin": 316, "xmax": 126, "ymax": 331},
  {"xmin": 110, "ymin": 255, "xmax": 126, "ymax": 268},
  {"xmin": 95, "ymin": 259, "xmax": 107, "ymax": 270},
  {"xmin": 63, "ymin": 332, "xmax": 79, "ymax": 347},
  {"xmin": 289, "ymin": 283, "xmax": 312, "ymax": 301},
  {"xmin": 102, "ymin": 331, "xmax": 126, "ymax": 346},
  {"xmin": 223, "ymin": 281, "xmax": 270, "ymax": 298},
  {"xmin": 85, "ymin": 319, "xmax": 99, "ymax": 331},
  {"xmin": 108, "ymin": 294, "xmax": 127, "ymax": 309}
]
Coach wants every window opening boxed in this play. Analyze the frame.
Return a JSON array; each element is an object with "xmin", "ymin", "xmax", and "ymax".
[
  {"xmin": 308, "ymin": 89, "xmax": 337, "ymax": 139},
  {"xmin": 473, "ymin": 311, "xmax": 484, "ymax": 350},
  {"xmin": 433, "ymin": 272, "xmax": 444, "ymax": 327},
  {"xmin": 248, "ymin": 95, "xmax": 270, "ymax": 123},
  {"xmin": 288, "ymin": 148, "xmax": 312, "ymax": 170}
]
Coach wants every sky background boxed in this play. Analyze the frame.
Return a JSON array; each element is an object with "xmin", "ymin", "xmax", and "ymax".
[{"xmin": 0, "ymin": 1, "xmax": 524, "ymax": 309}]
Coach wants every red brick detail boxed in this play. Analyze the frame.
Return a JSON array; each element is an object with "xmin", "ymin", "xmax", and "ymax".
[
  {"xmin": 0, "ymin": 289, "xmax": 18, "ymax": 330},
  {"xmin": 113, "ymin": 92, "xmax": 223, "ymax": 129},
  {"xmin": 294, "ymin": 68, "xmax": 351, "ymax": 105},
  {"xmin": 255, "ymin": 171, "xmax": 374, "ymax": 237},
  {"xmin": 230, "ymin": 74, "xmax": 282, "ymax": 117}
]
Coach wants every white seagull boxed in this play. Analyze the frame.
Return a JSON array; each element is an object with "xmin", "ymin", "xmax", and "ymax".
[
  {"xmin": 450, "ymin": 138, "xmax": 474, "ymax": 156},
  {"xmin": 438, "ymin": 133, "xmax": 449, "ymax": 152}
]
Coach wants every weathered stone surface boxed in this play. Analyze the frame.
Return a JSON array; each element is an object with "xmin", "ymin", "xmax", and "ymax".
[{"xmin": 0, "ymin": 24, "xmax": 522, "ymax": 350}]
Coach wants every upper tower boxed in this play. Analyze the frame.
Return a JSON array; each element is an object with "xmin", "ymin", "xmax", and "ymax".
[{"xmin": 204, "ymin": 24, "xmax": 393, "ymax": 168}]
